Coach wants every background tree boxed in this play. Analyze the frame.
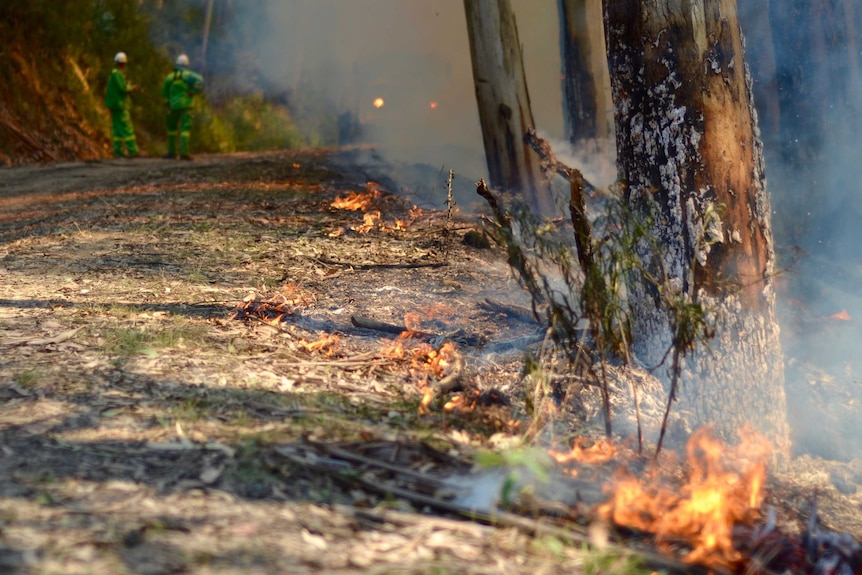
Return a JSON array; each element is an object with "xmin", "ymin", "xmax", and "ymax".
[
  {"xmin": 557, "ymin": 0, "xmax": 613, "ymax": 146},
  {"xmin": 603, "ymin": 0, "xmax": 790, "ymax": 448},
  {"xmin": 463, "ymin": 0, "xmax": 555, "ymax": 215}
]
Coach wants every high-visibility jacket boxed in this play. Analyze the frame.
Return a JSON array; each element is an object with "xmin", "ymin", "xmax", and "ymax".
[
  {"xmin": 105, "ymin": 67, "xmax": 133, "ymax": 111},
  {"xmin": 162, "ymin": 67, "xmax": 204, "ymax": 110}
]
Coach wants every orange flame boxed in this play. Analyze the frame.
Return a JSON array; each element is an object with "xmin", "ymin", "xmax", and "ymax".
[
  {"xmin": 299, "ymin": 332, "xmax": 340, "ymax": 357},
  {"xmin": 352, "ymin": 210, "xmax": 380, "ymax": 233},
  {"xmin": 373, "ymin": 97, "xmax": 385, "ymax": 109},
  {"xmin": 597, "ymin": 427, "xmax": 770, "ymax": 568},
  {"xmin": 830, "ymin": 309, "xmax": 852, "ymax": 321},
  {"xmin": 331, "ymin": 191, "xmax": 375, "ymax": 211},
  {"xmin": 549, "ymin": 437, "xmax": 617, "ymax": 465}
]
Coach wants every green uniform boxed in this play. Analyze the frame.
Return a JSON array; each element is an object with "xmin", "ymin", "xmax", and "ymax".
[
  {"xmin": 162, "ymin": 67, "xmax": 204, "ymax": 158},
  {"xmin": 105, "ymin": 67, "xmax": 139, "ymax": 158}
]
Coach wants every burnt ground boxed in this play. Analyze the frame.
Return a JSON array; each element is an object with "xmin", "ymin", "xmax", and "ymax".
[{"xmin": 0, "ymin": 148, "xmax": 861, "ymax": 575}]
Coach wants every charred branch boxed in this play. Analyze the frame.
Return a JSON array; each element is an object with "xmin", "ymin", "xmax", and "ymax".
[
  {"xmin": 350, "ymin": 315, "xmax": 437, "ymax": 339},
  {"xmin": 523, "ymin": 128, "xmax": 596, "ymax": 279},
  {"xmin": 349, "ymin": 315, "xmax": 484, "ymax": 348}
]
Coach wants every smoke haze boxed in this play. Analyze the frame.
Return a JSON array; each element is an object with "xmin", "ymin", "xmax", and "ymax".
[{"xmin": 248, "ymin": 0, "xmax": 564, "ymax": 187}]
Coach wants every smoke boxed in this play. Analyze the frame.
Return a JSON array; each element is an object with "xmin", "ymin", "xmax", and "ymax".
[
  {"xmin": 738, "ymin": 1, "xmax": 862, "ymax": 462},
  {"xmin": 209, "ymin": 0, "xmax": 565, "ymax": 208}
]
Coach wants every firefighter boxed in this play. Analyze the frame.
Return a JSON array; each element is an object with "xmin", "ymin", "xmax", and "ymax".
[
  {"xmin": 104, "ymin": 52, "xmax": 139, "ymax": 158},
  {"xmin": 162, "ymin": 54, "xmax": 204, "ymax": 160}
]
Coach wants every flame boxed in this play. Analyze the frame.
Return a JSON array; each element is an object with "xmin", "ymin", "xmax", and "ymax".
[
  {"xmin": 373, "ymin": 97, "xmax": 385, "ymax": 109},
  {"xmin": 299, "ymin": 332, "xmax": 341, "ymax": 357},
  {"xmin": 597, "ymin": 427, "xmax": 770, "ymax": 568},
  {"xmin": 352, "ymin": 210, "xmax": 380, "ymax": 233},
  {"xmin": 331, "ymin": 191, "xmax": 375, "ymax": 211},
  {"xmin": 549, "ymin": 437, "xmax": 617, "ymax": 465},
  {"xmin": 829, "ymin": 309, "xmax": 851, "ymax": 321},
  {"xmin": 429, "ymin": 101, "xmax": 438, "ymax": 109},
  {"xmin": 230, "ymin": 284, "xmax": 314, "ymax": 324}
]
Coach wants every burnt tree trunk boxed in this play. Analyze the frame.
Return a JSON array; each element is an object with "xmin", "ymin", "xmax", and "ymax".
[
  {"xmin": 557, "ymin": 0, "xmax": 614, "ymax": 145},
  {"xmin": 770, "ymin": 0, "xmax": 860, "ymax": 165},
  {"xmin": 603, "ymin": 0, "xmax": 790, "ymax": 449},
  {"xmin": 464, "ymin": 0, "xmax": 555, "ymax": 216},
  {"xmin": 737, "ymin": 0, "xmax": 780, "ymax": 147}
]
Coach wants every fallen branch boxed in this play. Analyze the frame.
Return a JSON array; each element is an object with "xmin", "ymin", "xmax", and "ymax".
[
  {"xmin": 350, "ymin": 315, "xmax": 484, "ymax": 348},
  {"xmin": 350, "ymin": 315, "xmax": 435, "ymax": 339}
]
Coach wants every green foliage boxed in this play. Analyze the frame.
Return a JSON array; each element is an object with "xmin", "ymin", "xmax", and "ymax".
[
  {"xmin": 480, "ymin": 185, "xmax": 718, "ymax": 452},
  {"xmin": 196, "ymin": 93, "xmax": 306, "ymax": 153},
  {"xmin": 581, "ymin": 547, "xmax": 652, "ymax": 575},
  {"xmin": 475, "ymin": 446, "xmax": 554, "ymax": 509},
  {"xmin": 0, "ymin": 0, "xmax": 323, "ymax": 160}
]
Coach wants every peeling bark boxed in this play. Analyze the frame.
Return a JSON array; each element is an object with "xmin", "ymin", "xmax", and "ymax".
[
  {"xmin": 603, "ymin": 0, "xmax": 789, "ymax": 449},
  {"xmin": 464, "ymin": 0, "xmax": 555, "ymax": 216}
]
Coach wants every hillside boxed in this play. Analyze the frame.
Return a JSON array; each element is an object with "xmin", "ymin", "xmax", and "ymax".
[{"xmin": 0, "ymin": 44, "xmax": 109, "ymax": 165}]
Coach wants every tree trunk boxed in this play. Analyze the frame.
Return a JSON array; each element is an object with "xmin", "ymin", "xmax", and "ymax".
[
  {"xmin": 557, "ymin": 0, "xmax": 614, "ymax": 145},
  {"xmin": 737, "ymin": 0, "xmax": 780, "ymax": 148},
  {"xmin": 603, "ymin": 0, "xmax": 790, "ymax": 450},
  {"xmin": 464, "ymin": 0, "xmax": 555, "ymax": 215}
]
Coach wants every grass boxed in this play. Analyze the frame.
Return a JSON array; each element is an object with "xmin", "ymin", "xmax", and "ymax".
[
  {"xmin": 13, "ymin": 368, "xmax": 42, "ymax": 388},
  {"xmin": 101, "ymin": 316, "xmax": 211, "ymax": 357}
]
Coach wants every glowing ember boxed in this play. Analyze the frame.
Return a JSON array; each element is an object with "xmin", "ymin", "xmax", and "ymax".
[
  {"xmin": 597, "ymin": 426, "xmax": 771, "ymax": 568},
  {"xmin": 403, "ymin": 312, "xmax": 422, "ymax": 332},
  {"xmin": 373, "ymin": 97, "xmax": 385, "ymax": 109},
  {"xmin": 549, "ymin": 437, "xmax": 617, "ymax": 465},
  {"xmin": 830, "ymin": 309, "xmax": 852, "ymax": 321},
  {"xmin": 231, "ymin": 284, "xmax": 314, "ymax": 324},
  {"xmin": 429, "ymin": 101, "xmax": 438, "ymax": 109},
  {"xmin": 299, "ymin": 332, "xmax": 340, "ymax": 357}
]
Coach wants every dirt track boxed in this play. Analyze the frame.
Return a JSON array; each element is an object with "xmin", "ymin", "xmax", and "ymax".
[{"xmin": 0, "ymin": 149, "xmax": 594, "ymax": 574}]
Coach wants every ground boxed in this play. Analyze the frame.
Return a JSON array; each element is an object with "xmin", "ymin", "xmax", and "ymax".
[{"xmin": 1, "ymin": 149, "xmax": 861, "ymax": 575}]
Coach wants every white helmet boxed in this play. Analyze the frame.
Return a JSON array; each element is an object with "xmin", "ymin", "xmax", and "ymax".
[
  {"xmin": 114, "ymin": 52, "xmax": 128, "ymax": 64},
  {"xmin": 176, "ymin": 54, "xmax": 189, "ymax": 67}
]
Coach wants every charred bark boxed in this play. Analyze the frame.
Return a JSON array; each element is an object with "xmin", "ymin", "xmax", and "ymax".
[
  {"xmin": 603, "ymin": 0, "xmax": 789, "ymax": 449},
  {"xmin": 463, "ymin": 0, "xmax": 555, "ymax": 216},
  {"xmin": 737, "ymin": 0, "xmax": 780, "ymax": 147},
  {"xmin": 770, "ymin": 0, "xmax": 861, "ymax": 165},
  {"xmin": 557, "ymin": 0, "xmax": 614, "ymax": 144}
]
